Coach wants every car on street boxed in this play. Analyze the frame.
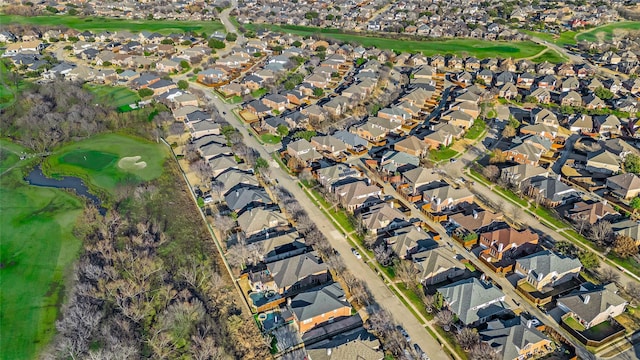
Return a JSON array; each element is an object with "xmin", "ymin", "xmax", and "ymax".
[
  {"xmin": 449, "ymin": 158, "xmax": 457, "ymax": 163},
  {"xmin": 397, "ymin": 326, "xmax": 411, "ymax": 342},
  {"xmin": 222, "ymin": 111, "xmax": 226, "ymax": 115},
  {"xmin": 414, "ymin": 344, "xmax": 429, "ymax": 360},
  {"xmin": 351, "ymin": 248, "xmax": 362, "ymax": 260}
]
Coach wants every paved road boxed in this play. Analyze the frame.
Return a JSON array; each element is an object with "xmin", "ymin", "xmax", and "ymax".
[{"xmin": 195, "ymin": 86, "xmax": 452, "ymax": 360}]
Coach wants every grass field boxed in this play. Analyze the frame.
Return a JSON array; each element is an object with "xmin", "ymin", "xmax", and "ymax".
[
  {"xmin": 246, "ymin": 24, "xmax": 545, "ymax": 58},
  {"xmin": 0, "ymin": 14, "xmax": 224, "ymax": 34},
  {"xmin": 260, "ymin": 134, "xmax": 281, "ymax": 144},
  {"xmin": 429, "ymin": 147, "xmax": 458, "ymax": 161},
  {"xmin": 520, "ymin": 29, "xmax": 578, "ymax": 46},
  {"xmin": 530, "ymin": 49, "xmax": 568, "ymax": 64},
  {"xmin": 44, "ymin": 133, "xmax": 169, "ymax": 194},
  {"xmin": 0, "ymin": 139, "xmax": 84, "ymax": 360},
  {"xmin": 85, "ymin": 84, "xmax": 141, "ymax": 109},
  {"xmin": 0, "ymin": 60, "xmax": 29, "ymax": 109},
  {"xmin": 577, "ymin": 21, "xmax": 640, "ymax": 42}
]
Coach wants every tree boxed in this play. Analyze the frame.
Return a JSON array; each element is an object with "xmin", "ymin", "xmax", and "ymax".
[
  {"xmin": 578, "ymin": 251, "xmax": 600, "ymax": 270},
  {"xmin": 595, "ymin": 86, "xmax": 614, "ymax": 100},
  {"xmin": 276, "ymin": 124, "xmax": 289, "ymax": 137},
  {"xmin": 374, "ymin": 244, "xmax": 393, "ymax": 266},
  {"xmin": 177, "ymin": 80, "xmax": 189, "ymax": 90},
  {"xmin": 192, "ymin": 160, "xmax": 212, "ymax": 186},
  {"xmin": 599, "ymin": 267, "xmax": 620, "ymax": 284},
  {"xmin": 613, "ymin": 235, "xmax": 639, "ymax": 258},
  {"xmin": 138, "ymin": 88, "xmax": 154, "ymax": 97},
  {"xmin": 225, "ymin": 33, "xmax": 237, "ymax": 42},
  {"xmin": 207, "ymin": 39, "xmax": 225, "ymax": 49},
  {"xmin": 313, "ymin": 87, "xmax": 324, "ymax": 97},
  {"xmin": 435, "ymin": 309, "xmax": 454, "ymax": 328},
  {"xmin": 253, "ymin": 157, "xmax": 269, "ymax": 173},
  {"xmin": 456, "ymin": 327, "xmax": 479, "ymax": 350},
  {"xmin": 396, "ymin": 260, "xmax": 418, "ymax": 290},
  {"xmin": 630, "ymin": 196, "xmax": 640, "ymax": 213},
  {"xmin": 626, "ymin": 282, "xmax": 640, "ymax": 305},
  {"xmin": 483, "ymin": 165, "xmax": 500, "ymax": 181},
  {"xmin": 179, "ymin": 60, "xmax": 190, "ymax": 70},
  {"xmin": 624, "ymin": 154, "xmax": 640, "ymax": 174},
  {"xmin": 469, "ymin": 342, "xmax": 500, "ymax": 360},
  {"xmin": 502, "ymin": 124, "xmax": 516, "ymax": 138},
  {"xmin": 589, "ymin": 221, "xmax": 613, "ymax": 247}
]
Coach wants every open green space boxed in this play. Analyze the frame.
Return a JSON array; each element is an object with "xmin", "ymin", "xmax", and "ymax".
[
  {"xmin": 44, "ymin": 133, "xmax": 168, "ymax": 194},
  {"xmin": 0, "ymin": 59, "xmax": 29, "ymax": 109},
  {"xmin": 260, "ymin": 134, "xmax": 281, "ymax": 144},
  {"xmin": 85, "ymin": 84, "xmax": 140, "ymax": 109},
  {"xmin": 0, "ymin": 140, "xmax": 84, "ymax": 360},
  {"xmin": 577, "ymin": 21, "xmax": 640, "ymax": 42},
  {"xmin": 251, "ymin": 88, "xmax": 268, "ymax": 98},
  {"xmin": 530, "ymin": 49, "xmax": 568, "ymax": 64},
  {"xmin": 246, "ymin": 24, "xmax": 545, "ymax": 59},
  {"xmin": 520, "ymin": 29, "xmax": 577, "ymax": 46},
  {"xmin": 0, "ymin": 14, "xmax": 224, "ymax": 34}
]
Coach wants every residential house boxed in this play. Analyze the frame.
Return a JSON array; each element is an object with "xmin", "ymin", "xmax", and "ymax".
[
  {"xmin": 400, "ymin": 167, "xmax": 440, "ymax": 197},
  {"xmin": 570, "ymin": 115, "xmax": 596, "ymax": 134},
  {"xmin": 380, "ymin": 151, "xmax": 419, "ymax": 174},
  {"xmin": 422, "ymin": 183, "xmax": 475, "ymax": 213},
  {"xmin": 606, "ymin": 173, "xmax": 640, "ymax": 200},
  {"xmin": 305, "ymin": 328, "xmax": 384, "ymax": 360},
  {"xmin": 557, "ymin": 283, "xmax": 627, "ymax": 329},
  {"xmin": 333, "ymin": 130, "xmax": 368, "ymax": 153},
  {"xmin": 412, "ymin": 247, "xmax": 466, "ymax": 285},
  {"xmin": 394, "ymin": 136, "xmax": 427, "ymax": 157},
  {"xmin": 437, "ymin": 278, "xmax": 509, "ymax": 326},
  {"xmin": 565, "ymin": 201, "xmax": 619, "ymax": 225},
  {"xmin": 504, "ymin": 142, "xmax": 544, "ymax": 166},
  {"xmin": 561, "ymin": 91, "xmax": 582, "ymax": 107},
  {"xmin": 262, "ymin": 93, "xmax": 289, "ymax": 112},
  {"xmin": 287, "ymin": 139, "xmax": 322, "ymax": 165},
  {"xmin": 354, "ymin": 122, "xmax": 388, "ymax": 145},
  {"xmin": 586, "ymin": 150, "xmax": 621, "ymax": 175},
  {"xmin": 612, "ymin": 220, "xmax": 640, "ymax": 246},
  {"xmin": 440, "ymin": 109, "xmax": 475, "ymax": 130},
  {"xmin": 208, "ymin": 156, "xmax": 239, "ymax": 178},
  {"xmin": 224, "ymin": 187, "xmax": 272, "ymax": 215},
  {"xmin": 500, "ymin": 164, "xmax": 551, "ymax": 189},
  {"xmin": 479, "ymin": 318, "xmax": 553, "ymax": 360},
  {"xmin": 315, "ymin": 164, "xmax": 362, "ymax": 191},
  {"xmin": 449, "ymin": 208, "xmax": 503, "ymax": 234},
  {"xmin": 386, "ymin": 226, "xmax": 437, "ymax": 259},
  {"xmin": 311, "ymin": 135, "xmax": 348, "ymax": 158},
  {"xmin": 515, "ymin": 251, "xmax": 582, "ymax": 291},
  {"xmin": 254, "ymin": 232, "xmax": 307, "ymax": 263},
  {"xmin": 596, "ymin": 115, "xmax": 622, "ymax": 137},
  {"xmin": 583, "ymin": 94, "xmax": 606, "ymax": 109},
  {"xmin": 266, "ymin": 251, "xmax": 330, "ymax": 295},
  {"xmin": 527, "ymin": 178, "xmax": 578, "ymax": 207},
  {"xmin": 478, "ymin": 227, "xmax": 539, "ymax": 263},
  {"xmin": 334, "ymin": 180, "xmax": 382, "ymax": 212},
  {"xmin": 237, "ymin": 208, "xmax": 289, "ymax": 238},
  {"xmin": 290, "ymin": 282, "xmax": 352, "ymax": 333},
  {"xmin": 361, "ymin": 203, "xmax": 408, "ymax": 235},
  {"xmin": 189, "ymin": 121, "xmax": 221, "ymax": 140},
  {"xmin": 529, "ymin": 87, "xmax": 551, "ymax": 104}
]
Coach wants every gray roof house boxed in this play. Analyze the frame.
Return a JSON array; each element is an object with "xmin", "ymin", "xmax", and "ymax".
[
  {"xmin": 237, "ymin": 208, "xmax": 289, "ymax": 238},
  {"xmin": 290, "ymin": 282, "xmax": 352, "ymax": 333},
  {"xmin": 437, "ymin": 278, "xmax": 509, "ymax": 326},
  {"xmin": 479, "ymin": 318, "xmax": 552, "ymax": 360},
  {"xmin": 557, "ymin": 283, "xmax": 627, "ymax": 329},
  {"xmin": 224, "ymin": 186, "xmax": 272, "ymax": 214},
  {"xmin": 266, "ymin": 251, "xmax": 330, "ymax": 295},
  {"xmin": 412, "ymin": 247, "xmax": 465, "ymax": 285},
  {"xmin": 515, "ymin": 250, "xmax": 582, "ymax": 291}
]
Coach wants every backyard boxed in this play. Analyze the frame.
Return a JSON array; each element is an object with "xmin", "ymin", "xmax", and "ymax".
[
  {"xmin": 0, "ymin": 139, "xmax": 84, "ymax": 360},
  {"xmin": 245, "ymin": 24, "xmax": 546, "ymax": 59},
  {"xmin": 85, "ymin": 84, "xmax": 140, "ymax": 110},
  {"xmin": 0, "ymin": 14, "xmax": 225, "ymax": 34}
]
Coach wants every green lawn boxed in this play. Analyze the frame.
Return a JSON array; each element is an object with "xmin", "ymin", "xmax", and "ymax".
[
  {"xmin": 43, "ymin": 133, "xmax": 168, "ymax": 195},
  {"xmin": 464, "ymin": 118, "xmax": 486, "ymax": 140},
  {"xmin": 251, "ymin": 88, "xmax": 268, "ymax": 98},
  {"xmin": 533, "ymin": 206, "xmax": 567, "ymax": 229},
  {"xmin": 520, "ymin": 29, "xmax": 578, "ymax": 46},
  {"xmin": 564, "ymin": 316, "xmax": 586, "ymax": 332},
  {"xmin": 429, "ymin": 147, "xmax": 458, "ymax": 161},
  {"xmin": 246, "ymin": 24, "xmax": 545, "ymax": 58},
  {"xmin": 0, "ymin": 140, "xmax": 84, "ymax": 360},
  {"xmin": 0, "ymin": 14, "xmax": 224, "ymax": 34},
  {"xmin": 577, "ymin": 21, "xmax": 640, "ymax": 42},
  {"xmin": 0, "ymin": 60, "xmax": 29, "ymax": 109},
  {"xmin": 530, "ymin": 49, "xmax": 568, "ymax": 64},
  {"xmin": 85, "ymin": 84, "xmax": 140, "ymax": 109},
  {"xmin": 260, "ymin": 134, "xmax": 281, "ymax": 144}
]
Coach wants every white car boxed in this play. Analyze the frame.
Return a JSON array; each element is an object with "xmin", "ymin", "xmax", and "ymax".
[{"xmin": 351, "ymin": 248, "xmax": 362, "ymax": 260}]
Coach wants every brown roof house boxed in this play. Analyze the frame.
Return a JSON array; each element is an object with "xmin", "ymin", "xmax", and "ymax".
[
  {"xmin": 394, "ymin": 135, "xmax": 427, "ymax": 157},
  {"xmin": 287, "ymin": 139, "xmax": 322, "ymax": 165},
  {"xmin": 606, "ymin": 173, "xmax": 640, "ymax": 200},
  {"xmin": 334, "ymin": 180, "xmax": 382, "ymax": 213},
  {"xmin": 412, "ymin": 247, "xmax": 466, "ymax": 286},
  {"xmin": 478, "ymin": 227, "xmax": 539, "ymax": 264},
  {"xmin": 565, "ymin": 201, "xmax": 619, "ymax": 226},
  {"xmin": 440, "ymin": 109, "xmax": 475, "ymax": 130}
]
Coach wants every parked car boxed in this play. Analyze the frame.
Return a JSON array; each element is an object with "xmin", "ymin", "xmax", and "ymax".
[
  {"xmin": 414, "ymin": 344, "xmax": 429, "ymax": 360},
  {"xmin": 351, "ymin": 248, "xmax": 362, "ymax": 260},
  {"xmin": 397, "ymin": 326, "xmax": 411, "ymax": 342}
]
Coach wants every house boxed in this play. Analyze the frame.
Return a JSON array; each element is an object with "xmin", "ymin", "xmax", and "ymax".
[
  {"xmin": 612, "ymin": 219, "xmax": 640, "ymax": 246},
  {"xmin": 596, "ymin": 115, "xmax": 622, "ymax": 137},
  {"xmin": 208, "ymin": 156, "xmax": 238, "ymax": 178},
  {"xmin": 197, "ymin": 68, "xmax": 227, "ymax": 84},
  {"xmin": 565, "ymin": 201, "xmax": 619, "ymax": 225},
  {"xmin": 586, "ymin": 150, "xmax": 621, "ymax": 175},
  {"xmin": 316, "ymin": 164, "xmax": 362, "ymax": 190},
  {"xmin": 323, "ymin": 96, "xmax": 349, "ymax": 117},
  {"xmin": 400, "ymin": 167, "xmax": 440, "ymax": 196},
  {"xmin": 380, "ymin": 151, "xmax": 419, "ymax": 174},
  {"xmin": 361, "ymin": 203, "xmax": 408, "ymax": 235},
  {"xmin": 606, "ymin": 173, "xmax": 640, "ymax": 200},
  {"xmin": 224, "ymin": 186, "xmax": 272, "ymax": 214},
  {"xmin": 215, "ymin": 169, "xmax": 259, "ymax": 196},
  {"xmin": 394, "ymin": 136, "xmax": 427, "ymax": 157},
  {"xmin": 412, "ymin": 247, "xmax": 465, "ymax": 285},
  {"xmin": 266, "ymin": 251, "xmax": 330, "ymax": 295},
  {"xmin": 287, "ymin": 139, "xmax": 322, "ymax": 165},
  {"xmin": 333, "ymin": 130, "xmax": 368, "ymax": 153},
  {"xmin": 290, "ymin": 282, "xmax": 352, "ymax": 333},
  {"xmin": 354, "ymin": 122, "xmax": 388, "ymax": 145},
  {"xmin": 334, "ymin": 180, "xmax": 382, "ymax": 212},
  {"xmin": 478, "ymin": 227, "xmax": 539, "ymax": 263},
  {"xmin": 449, "ymin": 208, "xmax": 503, "ymax": 234},
  {"xmin": 527, "ymin": 178, "xmax": 578, "ymax": 208},
  {"xmin": 557, "ymin": 283, "xmax": 628, "ymax": 329},
  {"xmin": 246, "ymin": 100, "xmax": 271, "ymax": 118},
  {"xmin": 582, "ymin": 94, "xmax": 606, "ymax": 110},
  {"xmin": 386, "ymin": 226, "xmax": 437, "ymax": 259},
  {"xmin": 262, "ymin": 93, "xmax": 289, "ymax": 112},
  {"xmin": 237, "ymin": 208, "xmax": 289, "ymax": 238},
  {"xmin": 529, "ymin": 87, "xmax": 551, "ymax": 104},
  {"xmin": 156, "ymin": 59, "xmax": 181, "ymax": 72},
  {"xmin": 504, "ymin": 142, "xmax": 544, "ymax": 166},
  {"xmin": 479, "ymin": 318, "xmax": 553, "ymax": 360},
  {"xmin": 499, "ymin": 83, "xmax": 518, "ymax": 99},
  {"xmin": 311, "ymin": 135, "xmax": 348, "ymax": 158},
  {"xmin": 519, "ymin": 124, "xmax": 558, "ymax": 141},
  {"xmin": 189, "ymin": 120, "xmax": 221, "ymax": 140},
  {"xmin": 560, "ymin": 91, "xmax": 582, "ymax": 107},
  {"xmin": 449, "ymin": 101, "xmax": 480, "ymax": 119},
  {"xmin": 500, "ymin": 164, "xmax": 551, "ymax": 189},
  {"xmin": 515, "ymin": 251, "xmax": 582, "ymax": 291},
  {"xmin": 422, "ymin": 184, "xmax": 475, "ymax": 213},
  {"xmin": 253, "ymin": 232, "xmax": 307, "ymax": 264},
  {"xmin": 305, "ymin": 328, "xmax": 384, "ymax": 360},
  {"xmin": 570, "ymin": 115, "xmax": 596, "ymax": 134},
  {"xmin": 147, "ymin": 79, "xmax": 177, "ymax": 96},
  {"xmin": 440, "ymin": 109, "xmax": 475, "ymax": 130},
  {"xmin": 437, "ymin": 278, "xmax": 509, "ymax": 326}
]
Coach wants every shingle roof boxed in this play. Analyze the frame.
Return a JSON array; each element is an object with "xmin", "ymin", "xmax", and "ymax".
[
  {"xmin": 267, "ymin": 251, "xmax": 328, "ymax": 291},
  {"xmin": 480, "ymin": 318, "xmax": 550, "ymax": 360},
  {"xmin": 437, "ymin": 278, "xmax": 508, "ymax": 325},
  {"xmin": 557, "ymin": 285, "xmax": 627, "ymax": 325},
  {"xmin": 290, "ymin": 282, "xmax": 350, "ymax": 322},
  {"xmin": 516, "ymin": 250, "xmax": 582, "ymax": 281}
]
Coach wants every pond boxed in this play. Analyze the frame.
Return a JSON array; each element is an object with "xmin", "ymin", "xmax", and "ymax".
[{"xmin": 26, "ymin": 165, "xmax": 106, "ymax": 215}]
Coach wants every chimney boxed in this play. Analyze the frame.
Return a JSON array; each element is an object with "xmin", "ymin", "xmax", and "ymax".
[
  {"xmin": 327, "ymin": 348, "xmax": 332, "ymax": 356},
  {"xmin": 287, "ymin": 297, "xmax": 292, "ymax": 306},
  {"xmin": 526, "ymin": 320, "xmax": 534, "ymax": 328},
  {"xmin": 583, "ymin": 295, "xmax": 590, "ymax": 304},
  {"xmin": 498, "ymin": 243, "xmax": 504, "ymax": 253},
  {"xmin": 473, "ymin": 209, "xmax": 478, "ymax": 219}
]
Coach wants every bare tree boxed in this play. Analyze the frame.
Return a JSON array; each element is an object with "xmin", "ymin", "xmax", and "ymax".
[
  {"xmin": 185, "ymin": 143, "xmax": 201, "ymax": 163},
  {"xmin": 191, "ymin": 160, "xmax": 212, "ymax": 187},
  {"xmin": 469, "ymin": 342, "xmax": 500, "ymax": 360},
  {"xmin": 435, "ymin": 309, "xmax": 454, "ymax": 329},
  {"xmin": 374, "ymin": 244, "xmax": 393, "ymax": 266},
  {"xmin": 613, "ymin": 235, "xmax": 639, "ymax": 258},
  {"xmin": 590, "ymin": 220, "xmax": 613, "ymax": 247},
  {"xmin": 483, "ymin": 165, "xmax": 500, "ymax": 182},
  {"xmin": 456, "ymin": 327, "xmax": 480, "ymax": 350},
  {"xmin": 626, "ymin": 282, "xmax": 640, "ymax": 306},
  {"xmin": 396, "ymin": 259, "xmax": 418, "ymax": 290},
  {"xmin": 598, "ymin": 267, "xmax": 620, "ymax": 284},
  {"xmin": 211, "ymin": 180, "xmax": 225, "ymax": 202}
]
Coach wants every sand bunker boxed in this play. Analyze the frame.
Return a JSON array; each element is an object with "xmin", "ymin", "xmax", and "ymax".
[{"xmin": 118, "ymin": 156, "xmax": 147, "ymax": 170}]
